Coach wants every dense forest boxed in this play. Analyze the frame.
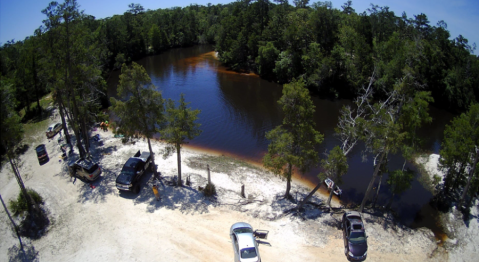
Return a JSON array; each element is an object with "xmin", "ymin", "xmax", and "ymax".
[{"xmin": 1, "ymin": 0, "xmax": 478, "ymax": 115}]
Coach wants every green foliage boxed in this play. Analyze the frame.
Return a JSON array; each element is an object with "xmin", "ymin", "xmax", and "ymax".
[
  {"xmin": 161, "ymin": 94, "xmax": 201, "ymax": 157},
  {"xmin": 200, "ymin": 183, "xmax": 216, "ymax": 197},
  {"xmin": 439, "ymin": 104, "xmax": 479, "ymax": 202},
  {"xmin": 263, "ymin": 79, "xmax": 324, "ymax": 197},
  {"xmin": 0, "ymin": 80, "xmax": 24, "ymax": 156},
  {"xmin": 110, "ymin": 62, "xmax": 165, "ymax": 140},
  {"xmin": 9, "ymin": 189, "xmax": 44, "ymax": 216},
  {"xmin": 319, "ymin": 146, "xmax": 348, "ymax": 183},
  {"xmin": 256, "ymin": 42, "xmax": 279, "ymax": 77},
  {"xmin": 2, "ymin": 1, "xmax": 478, "ymax": 112},
  {"xmin": 387, "ymin": 169, "xmax": 414, "ymax": 195},
  {"xmin": 161, "ymin": 93, "xmax": 201, "ymax": 185}
]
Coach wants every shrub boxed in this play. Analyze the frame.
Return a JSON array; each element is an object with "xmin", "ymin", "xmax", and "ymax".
[
  {"xmin": 201, "ymin": 183, "xmax": 216, "ymax": 197},
  {"xmin": 9, "ymin": 189, "xmax": 44, "ymax": 216}
]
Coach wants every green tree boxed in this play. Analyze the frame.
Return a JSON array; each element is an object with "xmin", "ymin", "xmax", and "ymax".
[
  {"xmin": 256, "ymin": 41, "xmax": 279, "ymax": 77},
  {"xmin": 439, "ymin": 104, "xmax": 479, "ymax": 210},
  {"xmin": 0, "ymin": 81, "xmax": 40, "ymax": 221},
  {"xmin": 320, "ymin": 146, "xmax": 348, "ymax": 208},
  {"xmin": 263, "ymin": 79, "xmax": 324, "ymax": 198},
  {"xmin": 161, "ymin": 94, "xmax": 201, "ymax": 186},
  {"xmin": 386, "ymin": 169, "xmax": 414, "ymax": 209},
  {"xmin": 110, "ymin": 62, "xmax": 165, "ymax": 176}
]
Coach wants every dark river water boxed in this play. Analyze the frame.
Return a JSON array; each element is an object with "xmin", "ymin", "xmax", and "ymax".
[{"xmin": 108, "ymin": 45, "xmax": 456, "ymax": 236}]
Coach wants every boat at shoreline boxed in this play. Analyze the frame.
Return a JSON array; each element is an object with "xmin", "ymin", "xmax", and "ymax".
[{"xmin": 324, "ymin": 178, "xmax": 342, "ymax": 196}]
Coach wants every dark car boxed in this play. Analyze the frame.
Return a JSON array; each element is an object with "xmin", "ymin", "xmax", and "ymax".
[
  {"xmin": 341, "ymin": 211, "xmax": 368, "ymax": 261},
  {"xmin": 69, "ymin": 158, "xmax": 101, "ymax": 182},
  {"xmin": 116, "ymin": 150, "xmax": 152, "ymax": 194},
  {"xmin": 35, "ymin": 144, "xmax": 49, "ymax": 164}
]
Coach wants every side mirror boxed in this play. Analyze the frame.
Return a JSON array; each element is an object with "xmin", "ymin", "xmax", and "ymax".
[{"xmin": 136, "ymin": 171, "xmax": 141, "ymax": 175}]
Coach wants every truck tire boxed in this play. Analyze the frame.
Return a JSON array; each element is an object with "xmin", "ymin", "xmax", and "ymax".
[{"xmin": 133, "ymin": 184, "xmax": 140, "ymax": 194}]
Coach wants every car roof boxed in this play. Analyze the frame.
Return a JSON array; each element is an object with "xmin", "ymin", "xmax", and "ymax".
[
  {"xmin": 231, "ymin": 222, "xmax": 253, "ymax": 231},
  {"xmin": 75, "ymin": 158, "xmax": 97, "ymax": 169},
  {"xmin": 236, "ymin": 231, "xmax": 256, "ymax": 251},
  {"xmin": 125, "ymin": 157, "xmax": 142, "ymax": 168},
  {"xmin": 35, "ymin": 144, "xmax": 46, "ymax": 151}
]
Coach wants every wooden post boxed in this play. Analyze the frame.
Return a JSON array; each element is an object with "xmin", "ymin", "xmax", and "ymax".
[
  {"xmin": 207, "ymin": 164, "xmax": 211, "ymax": 186},
  {"xmin": 241, "ymin": 184, "xmax": 245, "ymax": 198}
]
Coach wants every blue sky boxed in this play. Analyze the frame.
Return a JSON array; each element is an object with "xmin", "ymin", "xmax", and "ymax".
[{"xmin": 1, "ymin": 0, "xmax": 478, "ymax": 52}]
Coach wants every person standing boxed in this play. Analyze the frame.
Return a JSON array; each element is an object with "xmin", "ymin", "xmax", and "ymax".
[{"xmin": 152, "ymin": 184, "xmax": 160, "ymax": 201}]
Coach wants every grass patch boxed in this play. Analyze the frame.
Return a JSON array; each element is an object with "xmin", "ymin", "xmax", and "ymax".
[
  {"xmin": 185, "ymin": 154, "xmax": 263, "ymax": 174},
  {"xmin": 20, "ymin": 93, "xmax": 55, "ymax": 145},
  {"xmin": 9, "ymin": 188, "xmax": 44, "ymax": 216}
]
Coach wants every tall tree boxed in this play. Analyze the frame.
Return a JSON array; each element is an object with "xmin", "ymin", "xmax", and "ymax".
[
  {"xmin": 263, "ymin": 79, "xmax": 324, "ymax": 198},
  {"xmin": 320, "ymin": 146, "xmax": 348, "ymax": 208},
  {"xmin": 161, "ymin": 94, "xmax": 202, "ymax": 186},
  {"xmin": 110, "ymin": 62, "xmax": 165, "ymax": 176},
  {"xmin": 0, "ymin": 81, "xmax": 39, "ymax": 219},
  {"xmin": 439, "ymin": 104, "xmax": 479, "ymax": 210}
]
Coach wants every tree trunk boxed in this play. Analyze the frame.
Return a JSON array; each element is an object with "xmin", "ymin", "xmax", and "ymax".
[
  {"xmin": 146, "ymin": 138, "xmax": 158, "ymax": 178},
  {"xmin": 176, "ymin": 143, "xmax": 182, "ymax": 186},
  {"xmin": 8, "ymin": 156, "xmax": 38, "ymax": 218},
  {"xmin": 296, "ymin": 181, "xmax": 322, "ymax": 211},
  {"xmin": 458, "ymin": 148, "xmax": 479, "ymax": 210},
  {"xmin": 284, "ymin": 163, "xmax": 292, "ymax": 199},
  {"xmin": 0, "ymin": 194, "xmax": 24, "ymax": 254},
  {"xmin": 58, "ymin": 99, "xmax": 71, "ymax": 145},
  {"xmin": 386, "ymin": 193, "xmax": 395, "ymax": 210},
  {"xmin": 32, "ymin": 54, "xmax": 41, "ymax": 113},
  {"xmin": 359, "ymin": 152, "xmax": 385, "ymax": 213},
  {"xmin": 372, "ymin": 173, "xmax": 383, "ymax": 208},
  {"xmin": 327, "ymin": 184, "xmax": 334, "ymax": 210},
  {"xmin": 207, "ymin": 164, "xmax": 211, "ymax": 185}
]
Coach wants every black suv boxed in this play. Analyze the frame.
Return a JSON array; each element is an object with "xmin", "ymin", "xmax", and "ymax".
[
  {"xmin": 69, "ymin": 158, "xmax": 101, "ymax": 182},
  {"xmin": 341, "ymin": 211, "xmax": 368, "ymax": 261},
  {"xmin": 116, "ymin": 150, "xmax": 152, "ymax": 194},
  {"xmin": 35, "ymin": 144, "xmax": 49, "ymax": 164}
]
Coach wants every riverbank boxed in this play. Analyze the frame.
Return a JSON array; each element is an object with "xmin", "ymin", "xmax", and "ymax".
[{"xmin": 0, "ymin": 113, "xmax": 454, "ymax": 261}]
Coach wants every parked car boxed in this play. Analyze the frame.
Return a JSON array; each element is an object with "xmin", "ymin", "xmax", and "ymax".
[
  {"xmin": 46, "ymin": 123, "xmax": 62, "ymax": 138},
  {"xmin": 341, "ymin": 211, "xmax": 368, "ymax": 261},
  {"xmin": 35, "ymin": 144, "xmax": 49, "ymax": 164},
  {"xmin": 69, "ymin": 158, "xmax": 101, "ymax": 182},
  {"xmin": 230, "ymin": 222, "xmax": 268, "ymax": 262},
  {"xmin": 116, "ymin": 150, "xmax": 152, "ymax": 194}
]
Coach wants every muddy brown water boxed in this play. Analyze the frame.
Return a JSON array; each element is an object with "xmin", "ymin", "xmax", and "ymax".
[{"xmin": 107, "ymin": 45, "xmax": 455, "ymax": 239}]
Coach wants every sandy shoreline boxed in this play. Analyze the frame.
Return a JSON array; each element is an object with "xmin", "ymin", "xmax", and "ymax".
[{"xmin": 1, "ymin": 114, "xmax": 477, "ymax": 261}]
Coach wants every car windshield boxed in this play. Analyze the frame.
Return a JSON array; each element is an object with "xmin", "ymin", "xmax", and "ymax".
[
  {"xmin": 234, "ymin": 227, "xmax": 253, "ymax": 234},
  {"xmin": 240, "ymin": 247, "xmax": 257, "ymax": 259},
  {"xmin": 47, "ymin": 127, "xmax": 53, "ymax": 132},
  {"xmin": 116, "ymin": 167, "xmax": 135, "ymax": 184},
  {"xmin": 349, "ymin": 232, "xmax": 366, "ymax": 243}
]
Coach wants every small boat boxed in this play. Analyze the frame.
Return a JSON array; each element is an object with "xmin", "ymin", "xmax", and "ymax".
[{"xmin": 324, "ymin": 178, "xmax": 342, "ymax": 196}]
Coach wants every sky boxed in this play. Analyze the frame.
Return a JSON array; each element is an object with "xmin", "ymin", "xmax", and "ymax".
[{"xmin": 1, "ymin": 0, "xmax": 478, "ymax": 52}]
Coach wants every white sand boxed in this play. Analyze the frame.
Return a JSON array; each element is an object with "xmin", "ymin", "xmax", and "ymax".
[{"xmin": 0, "ymin": 116, "xmax": 453, "ymax": 261}]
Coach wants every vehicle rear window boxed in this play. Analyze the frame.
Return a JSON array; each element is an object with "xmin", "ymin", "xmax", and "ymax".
[
  {"xmin": 350, "ymin": 232, "xmax": 366, "ymax": 243},
  {"xmin": 240, "ymin": 247, "xmax": 257, "ymax": 259},
  {"xmin": 86, "ymin": 164, "xmax": 99, "ymax": 173}
]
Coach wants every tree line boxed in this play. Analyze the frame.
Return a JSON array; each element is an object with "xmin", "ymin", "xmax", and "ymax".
[{"xmin": 1, "ymin": 0, "xmax": 478, "ymax": 114}]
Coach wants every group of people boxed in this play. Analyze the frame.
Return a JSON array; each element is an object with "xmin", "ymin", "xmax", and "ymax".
[{"xmin": 99, "ymin": 121, "xmax": 109, "ymax": 132}]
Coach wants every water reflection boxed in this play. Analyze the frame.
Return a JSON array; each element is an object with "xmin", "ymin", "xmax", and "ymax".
[{"xmin": 107, "ymin": 45, "xmax": 456, "ymax": 233}]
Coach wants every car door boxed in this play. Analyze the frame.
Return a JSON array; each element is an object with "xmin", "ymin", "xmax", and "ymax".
[{"xmin": 231, "ymin": 233, "xmax": 240, "ymax": 262}]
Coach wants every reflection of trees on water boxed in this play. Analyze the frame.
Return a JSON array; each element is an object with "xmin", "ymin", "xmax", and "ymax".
[{"xmin": 216, "ymin": 72, "xmax": 283, "ymax": 149}]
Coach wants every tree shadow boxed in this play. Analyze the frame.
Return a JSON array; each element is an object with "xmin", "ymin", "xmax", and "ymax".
[
  {"xmin": 7, "ymin": 241, "xmax": 39, "ymax": 262},
  {"xmin": 143, "ymin": 173, "xmax": 217, "ymax": 215}
]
